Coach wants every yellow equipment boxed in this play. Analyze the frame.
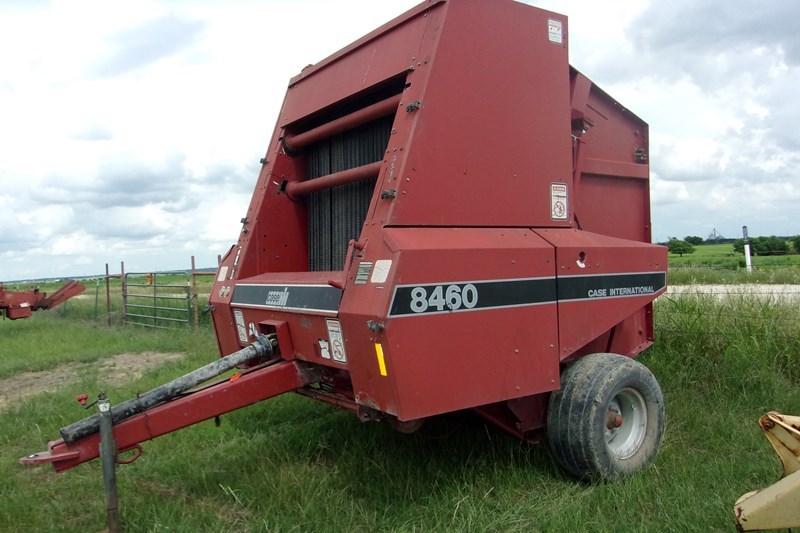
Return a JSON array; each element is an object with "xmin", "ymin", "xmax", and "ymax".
[{"xmin": 734, "ymin": 412, "xmax": 800, "ymax": 531}]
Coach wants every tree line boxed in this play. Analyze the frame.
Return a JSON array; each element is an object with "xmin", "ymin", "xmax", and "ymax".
[{"xmin": 667, "ymin": 235, "xmax": 800, "ymax": 257}]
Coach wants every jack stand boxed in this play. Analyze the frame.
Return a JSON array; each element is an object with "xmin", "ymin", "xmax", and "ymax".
[{"xmin": 98, "ymin": 393, "xmax": 122, "ymax": 532}]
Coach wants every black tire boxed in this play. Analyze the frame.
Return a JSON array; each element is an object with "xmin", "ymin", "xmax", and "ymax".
[{"xmin": 546, "ymin": 353, "xmax": 665, "ymax": 481}]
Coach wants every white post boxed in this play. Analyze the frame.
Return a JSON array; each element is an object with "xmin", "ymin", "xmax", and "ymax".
[
  {"xmin": 744, "ymin": 243, "xmax": 753, "ymax": 273},
  {"xmin": 742, "ymin": 225, "xmax": 752, "ymax": 273}
]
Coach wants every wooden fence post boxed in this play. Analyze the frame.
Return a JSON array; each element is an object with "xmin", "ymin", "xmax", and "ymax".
[{"xmin": 105, "ymin": 263, "xmax": 112, "ymax": 326}]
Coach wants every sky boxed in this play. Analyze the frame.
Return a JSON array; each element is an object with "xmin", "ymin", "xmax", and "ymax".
[{"xmin": 1, "ymin": 0, "xmax": 798, "ymax": 281}]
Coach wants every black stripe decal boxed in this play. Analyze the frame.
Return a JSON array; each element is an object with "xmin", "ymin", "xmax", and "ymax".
[
  {"xmin": 231, "ymin": 284, "xmax": 342, "ymax": 314},
  {"xmin": 558, "ymin": 272, "xmax": 666, "ymax": 301},
  {"xmin": 388, "ymin": 272, "xmax": 665, "ymax": 318},
  {"xmin": 389, "ymin": 278, "xmax": 556, "ymax": 316}
]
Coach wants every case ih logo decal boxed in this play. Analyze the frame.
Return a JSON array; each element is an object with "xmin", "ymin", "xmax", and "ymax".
[
  {"xmin": 231, "ymin": 284, "xmax": 342, "ymax": 315},
  {"xmin": 265, "ymin": 288, "xmax": 290, "ymax": 307},
  {"xmin": 389, "ymin": 272, "xmax": 666, "ymax": 317}
]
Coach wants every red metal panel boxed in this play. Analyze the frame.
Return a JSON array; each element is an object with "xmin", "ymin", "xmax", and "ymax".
[
  {"xmin": 535, "ymin": 229, "xmax": 666, "ymax": 360},
  {"xmin": 570, "ymin": 69, "xmax": 651, "ymax": 241},
  {"xmin": 578, "ymin": 175, "xmax": 650, "ymax": 243},
  {"xmin": 340, "ymin": 228, "xmax": 560, "ymax": 420},
  {"xmin": 279, "ymin": 3, "xmax": 442, "ymax": 126},
  {"xmin": 383, "ymin": 0, "xmax": 574, "ymax": 227},
  {"xmin": 579, "ymin": 84, "xmax": 648, "ymax": 169}
]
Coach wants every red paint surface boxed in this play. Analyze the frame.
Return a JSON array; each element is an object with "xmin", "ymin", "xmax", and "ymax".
[
  {"xmin": 209, "ymin": 0, "xmax": 665, "ymax": 423},
  {"xmin": 0, "ymin": 281, "xmax": 85, "ymax": 320}
]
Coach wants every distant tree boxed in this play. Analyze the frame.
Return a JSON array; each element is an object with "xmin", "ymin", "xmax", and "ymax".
[
  {"xmin": 668, "ymin": 239, "xmax": 695, "ymax": 257},
  {"xmin": 685, "ymin": 236, "xmax": 704, "ymax": 245},
  {"xmin": 734, "ymin": 236, "xmax": 788, "ymax": 256},
  {"xmin": 760, "ymin": 236, "xmax": 788, "ymax": 255},
  {"xmin": 792, "ymin": 235, "xmax": 800, "ymax": 254}
]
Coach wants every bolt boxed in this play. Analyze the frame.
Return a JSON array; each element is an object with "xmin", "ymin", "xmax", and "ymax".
[{"xmin": 606, "ymin": 411, "xmax": 623, "ymax": 429}]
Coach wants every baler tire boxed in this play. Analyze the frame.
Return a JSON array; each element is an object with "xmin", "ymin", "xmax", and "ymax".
[{"xmin": 546, "ymin": 353, "xmax": 664, "ymax": 481}]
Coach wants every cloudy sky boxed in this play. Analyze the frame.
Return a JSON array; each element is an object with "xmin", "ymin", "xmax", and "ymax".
[{"xmin": 1, "ymin": 0, "xmax": 798, "ymax": 281}]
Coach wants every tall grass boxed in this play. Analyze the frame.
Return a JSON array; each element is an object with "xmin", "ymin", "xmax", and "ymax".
[
  {"xmin": 668, "ymin": 265, "xmax": 800, "ymax": 285},
  {"xmin": 1, "ymin": 298, "xmax": 799, "ymax": 532}
]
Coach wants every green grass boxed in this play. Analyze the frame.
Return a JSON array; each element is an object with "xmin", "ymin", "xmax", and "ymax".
[
  {"xmin": 668, "ymin": 243, "xmax": 800, "ymax": 284},
  {"xmin": 1, "ymin": 299, "xmax": 799, "ymax": 532}
]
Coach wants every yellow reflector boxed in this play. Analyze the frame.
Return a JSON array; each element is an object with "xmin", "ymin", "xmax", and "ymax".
[{"xmin": 374, "ymin": 343, "xmax": 388, "ymax": 376}]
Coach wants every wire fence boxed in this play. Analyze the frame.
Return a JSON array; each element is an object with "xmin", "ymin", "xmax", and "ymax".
[{"xmin": 669, "ymin": 264, "xmax": 800, "ymax": 270}]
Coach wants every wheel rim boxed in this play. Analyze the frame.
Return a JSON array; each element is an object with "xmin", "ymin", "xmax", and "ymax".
[{"xmin": 604, "ymin": 387, "xmax": 647, "ymax": 460}]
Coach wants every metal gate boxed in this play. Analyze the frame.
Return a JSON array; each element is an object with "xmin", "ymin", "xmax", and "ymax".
[{"xmin": 122, "ymin": 272, "xmax": 191, "ymax": 328}]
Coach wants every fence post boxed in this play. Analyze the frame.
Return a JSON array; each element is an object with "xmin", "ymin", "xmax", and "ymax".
[
  {"xmin": 105, "ymin": 263, "xmax": 112, "ymax": 326},
  {"xmin": 120, "ymin": 261, "xmax": 126, "ymax": 325},
  {"xmin": 191, "ymin": 256, "xmax": 199, "ymax": 331},
  {"xmin": 153, "ymin": 272, "xmax": 158, "ymax": 327},
  {"xmin": 743, "ymin": 225, "xmax": 753, "ymax": 273},
  {"xmin": 94, "ymin": 279, "xmax": 100, "ymax": 320}
]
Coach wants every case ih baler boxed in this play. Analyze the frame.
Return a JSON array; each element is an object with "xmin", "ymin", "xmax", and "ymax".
[{"xmin": 25, "ymin": 0, "xmax": 667, "ymax": 481}]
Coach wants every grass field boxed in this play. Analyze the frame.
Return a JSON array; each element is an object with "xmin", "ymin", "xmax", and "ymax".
[
  {"xmin": 668, "ymin": 243, "xmax": 800, "ymax": 284},
  {"xmin": 1, "ymin": 294, "xmax": 799, "ymax": 532}
]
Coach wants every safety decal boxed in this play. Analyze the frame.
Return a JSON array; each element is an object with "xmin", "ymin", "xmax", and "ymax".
[
  {"xmin": 319, "ymin": 339, "xmax": 331, "ymax": 359},
  {"xmin": 326, "ymin": 319, "xmax": 347, "ymax": 363},
  {"xmin": 233, "ymin": 309, "xmax": 248, "ymax": 343},
  {"xmin": 355, "ymin": 262, "xmax": 373, "ymax": 284},
  {"xmin": 370, "ymin": 259, "xmax": 393, "ymax": 284},
  {"xmin": 550, "ymin": 182, "xmax": 568, "ymax": 220},
  {"xmin": 374, "ymin": 343, "xmax": 388, "ymax": 376},
  {"xmin": 547, "ymin": 18, "xmax": 563, "ymax": 44}
]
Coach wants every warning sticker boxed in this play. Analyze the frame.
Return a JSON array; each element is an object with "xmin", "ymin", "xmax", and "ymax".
[
  {"xmin": 370, "ymin": 259, "xmax": 392, "ymax": 284},
  {"xmin": 325, "ymin": 319, "xmax": 347, "ymax": 364},
  {"xmin": 318, "ymin": 339, "xmax": 331, "ymax": 359},
  {"xmin": 233, "ymin": 309, "xmax": 248, "ymax": 343},
  {"xmin": 550, "ymin": 182, "xmax": 568, "ymax": 220},
  {"xmin": 548, "ymin": 19, "xmax": 563, "ymax": 44}
]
